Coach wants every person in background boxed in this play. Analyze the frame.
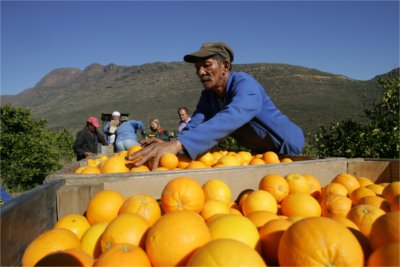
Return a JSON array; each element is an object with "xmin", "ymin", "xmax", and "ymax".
[
  {"xmin": 147, "ymin": 118, "xmax": 170, "ymax": 141},
  {"xmin": 128, "ymin": 42, "xmax": 304, "ymax": 169},
  {"xmin": 73, "ymin": 117, "xmax": 107, "ymax": 161},
  {"xmin": 177, "ymin": 107, "xmax": 191, "ymax": 134},
  {"xmin": 104, "ymin": 111, "xmax": 121, "ymax": 145},
  {"xmin": 114, "ymin": 116, "xmax": 146, "ymax": 152}
]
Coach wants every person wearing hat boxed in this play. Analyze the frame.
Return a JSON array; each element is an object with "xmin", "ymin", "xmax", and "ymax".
[
  {"xmin": 114, "ymin": 116, "xmax": 146, "ymax": 152},
  {"xmin": 104, "ymin": 111, "xmax": 121, "ymax": 145},
  {"xmin": 128, "ymin": 42, "xmax": 304, "ymax": 169},
  {"xmin": 73, "ymin": 116, "xmax": 107, "ymax": 161}
]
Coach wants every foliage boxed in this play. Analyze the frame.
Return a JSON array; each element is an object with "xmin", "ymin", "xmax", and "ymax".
[
  {"xmin": 0, "ymin": 104, "xmax": 75, "ymax": 192},
  {"xmin": 309, "ymin": 75, "xmax": 399, "ymax": 159},
  {"xmin": 216, "ymin": 136, "xmax": 251, "ymax": 152}
]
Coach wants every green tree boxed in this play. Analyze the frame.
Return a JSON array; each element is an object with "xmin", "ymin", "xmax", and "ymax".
[
  {"xmin": 310, "ymin": 75, "xmax": 399, "ymax": 159},
  {"xmin": 0, "ymin": 104, "xmax": 75, "ymax": 192}
]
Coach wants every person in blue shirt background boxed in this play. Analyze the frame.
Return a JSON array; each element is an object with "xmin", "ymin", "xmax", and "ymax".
[
  {"xmin": 128, "ymin": 42, "xmax": 304, "ymax": 169},
  {"xmin": 115, "ymin": 116, "xmax": 146, "ymax": 152}
]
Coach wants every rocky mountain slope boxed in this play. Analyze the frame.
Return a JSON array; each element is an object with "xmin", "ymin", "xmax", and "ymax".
[{"xmin": 2, "ymin": 62, "xmax": 388, "ymax": 140}]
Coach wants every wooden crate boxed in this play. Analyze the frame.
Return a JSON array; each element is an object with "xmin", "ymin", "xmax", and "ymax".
[{"xmin": 1, "ymin": 158, "xmax": 398, "ymax": 266}]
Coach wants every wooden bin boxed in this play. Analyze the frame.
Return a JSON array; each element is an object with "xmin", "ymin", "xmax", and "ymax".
[{"xmin": 1, "ymin": 158, "xmax": 398, "ymax": 266}]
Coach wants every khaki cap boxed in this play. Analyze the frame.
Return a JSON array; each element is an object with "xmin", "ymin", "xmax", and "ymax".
[{"xmin": 183, "ymin": 42, "xmax": 234, "ymax": 63}]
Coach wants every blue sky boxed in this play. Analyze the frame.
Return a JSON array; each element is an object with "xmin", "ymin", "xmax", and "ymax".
[{"xmin": 1, "ymin": 1, "xmax": 399, "ymax": 95}]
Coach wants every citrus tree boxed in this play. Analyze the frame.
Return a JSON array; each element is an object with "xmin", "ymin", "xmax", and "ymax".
[
  {"xmin": 0, "ymin": 104, "xmax": 75, "ymax": 192},
  {"xmin": 310, "ymin": 75, "xmax": 399, "ymax": 159}
]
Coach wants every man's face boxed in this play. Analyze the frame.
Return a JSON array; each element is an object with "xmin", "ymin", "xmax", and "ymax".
[
  {"xmin": 88, "ymin": 124, "xmax": 96, "ymax": 133},
  {"xmin": 178, "ymin": 109, "xmax": 188, "ymax": 122},
  {"xmin": 194, "ymin": 58, "xmax": 228, "ymax": 90}
]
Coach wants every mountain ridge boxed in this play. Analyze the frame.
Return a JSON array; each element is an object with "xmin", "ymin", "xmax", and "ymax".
[{"xmin": 2, "ymin": 62, "xmax": 395, "ymax": 141}]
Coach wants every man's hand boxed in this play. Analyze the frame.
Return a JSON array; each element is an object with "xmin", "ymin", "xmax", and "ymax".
[{"xmin": 128, "ymin": 139, "xmax": 184, "ymax": 170}]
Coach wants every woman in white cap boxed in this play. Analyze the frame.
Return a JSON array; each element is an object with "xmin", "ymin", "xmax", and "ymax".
[{"xmin": 104, "ymin": 111, "xmax": 121, "ymax": 145}]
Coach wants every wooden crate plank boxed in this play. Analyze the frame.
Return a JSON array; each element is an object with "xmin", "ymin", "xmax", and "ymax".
[
  {"xmin": 0, "ymin": 180, "xmax": 63, "ymax": 267},
  {"xmin": 347, "ymin": 160, "xmax": 396, "ymax": 183},
  {"xmin": 56, "ymin": 184, "xmax": 104, "ymax": 219}
]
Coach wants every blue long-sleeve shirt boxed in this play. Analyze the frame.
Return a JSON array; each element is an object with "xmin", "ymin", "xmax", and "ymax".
[
  {"xmin": 114, "ymin": 120, "xmax": 145, "ymax": 143},
  {"xmin": 177, "ymin": 71, "xmax": 304, "ymax": 159}
]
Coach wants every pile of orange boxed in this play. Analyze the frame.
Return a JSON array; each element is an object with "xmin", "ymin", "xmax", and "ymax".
[
  {"xmin": 74, "ymin": 147, "xmax": 295, "ymax": 174},
  {"xmin": 22, "ymin": 173, "xmax": 400, "ymax": 266}
]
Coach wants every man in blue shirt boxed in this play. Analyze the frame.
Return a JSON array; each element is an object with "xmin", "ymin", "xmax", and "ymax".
[{"xmin": 128, "ymin": 42, "xmax": 304, "ymax": 169}]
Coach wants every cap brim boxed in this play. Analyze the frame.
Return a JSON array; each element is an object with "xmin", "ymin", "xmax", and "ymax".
[{"xmin": 183, "ymin": 50, "xmax": 217, "ymax": 63}]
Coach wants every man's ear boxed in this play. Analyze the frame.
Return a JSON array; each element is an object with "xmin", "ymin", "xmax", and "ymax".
[{"xmin": 223, "ymin": 59, "xmax": 230, "ymax": 70}]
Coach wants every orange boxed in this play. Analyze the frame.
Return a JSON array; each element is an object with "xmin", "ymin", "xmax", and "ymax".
[
  {"xmin": 365, "ymin": 183, "xmax": 385, "ymax": 195},
  {"xmin": 258, "ymin": 173, "xmax": 289, "ymax": 203},
  {"xmin": 369, "ymin": 211, "xmax": 400, "ymax": 250},
  {"xmin": 94, "ymin": 243, "xmax": 151, "ymax": 266},
  {"xmin": 248, "ymin": 157, "xmax": 265, "ymax": 165},
  {"xmin": 320, "ymin": 194, "xmax": 352, "ymax": 218},
  {"xmin": 101, "ymin": 156, "xmax": 130, "ymax": 173},
  {"xmin": 214, "ymin": 155, "xmax": 241, "ymax": 167},
  {"xmin": 349, "ymin": 187, "xmax": 376, "ymax": 204},
  {"xmin": 100, "ymin": 213, "xmax": 150, "ymax": 252},
  {"xmin": 74, "ymin": 166, "xmax": 86, "ymax": 174},
  {"xmin": 126, "ymin": 145, "xmax": 142, "ymax": 163},
  {"xmin": 321, "ymin": 182, "xmax": 348, "ymax": 197},
  {"xmin": 34, "ymin": 248, "xmax": 93, "ymax": 267},
  {"xmin": 357, "ymin": 195, "xmax": 390, "ymax": 212},
  {"xmin": 118, "ymin": 194, "xmax": 161, "ymax": 226},
  {"xmin": 284, "ymin": 173, "xmax": 310, "ymax": 194},
  {"xmin": 54, "ymin": 214, "xmax": 91, "ymax": 239},
  {"xmin": 241, "ymin": 190, "xmax": 278, "ymax": 216},
  {"xmin": 278, "ymin": 217, "xmax": 364, "ymax": 266},
  {"xmin": 80, "ymin": 166, "xmax": 101, "ymax": 174},
  {"xmin": 80, "ymin": 222, "xmax": 108, "ymax": 259},
  {"xmin": 237, "ymin": 151, "xmax": 253, "ymax": 165},
  {"xmin": 262, "ymin": 151, "xmax": 280, "ymax": 164},
  {"xmin": 237, "ymin": 189, "xmax": 254, "ymax": 209},
  {"xmin": 161, "ymin": 176, "xmax": 205, "ymax": 213},
  {"xmin": 146, "ymin": 210, "xmax": 211, "ymax": 266},
  {"xmin": 202, "ymin": 178, "xmax": 232, "ymax": 206},
  {"xmin": 357, "ymin": 176, "xmax": 374, "ymax": 187},
  {"xmin": 303, "ymin": 173, "xmax": 321, "ymax": 199},
  {"xmin": 246, "ymin": 210, "xmax": 280, "ymax": 229},
  {"xmin": 331, "ymin": 216, "xmax": 360, "ymax": 230},
  {"xmin": 186, "ymin": 239, "xmax": 266, "ymax": 266},
  {"xmin": 367, "ymin": 242, "xmax": 400, "ymax": 267},
  {"xmin": 280, "ymin": 193, "xmax": 321, "ymax": 217},
  {"xmin": 130, "ymin": 165, "xmax": 150, "ymax": 172},
  {"xmin": 159, "ymin": 153, "xmax": 179, "ymax": 170},
  {"xmin": 86, "ymin": 190, "xmax": 125, "ymax": 225},
  {"xmin": 200, "ymin": 200, "xmax": 230, "ymax": 221},
  {"xmin": 207, "ymin": 214, "xmax": 260, "ymax": 251},
  {"xmin": 211, "ymin": 151, "xmax": 224, "ymax": 163},
  {"xmin": 22, "ymin": 228, "xmax": 81, "ymax": 267},
  {"xmin": 177, "ymin": 154, "xmax": 192, "ymax": 169},
  {"xmin": 347, "ymin": 204, "xmax": 386, "ymax": 236},
  {"xmin": 331, "ymin": 172, "xmax": 360, "ymax": 194},
  {"xmin": 197, "ymin": 152, "xmax": 216, "ymax": 167},
  {"xmin": 381, "ymin": 181, "xmax": 400, "ymax": 203},
  {"xmin": 228, "ymin": 151, "xmax": 244, "ymax": 165},
  {"xmin": 391, "ymin": 194, "xmax": 400, "ymax": 211},
  {"xmin": 185, "ymin": 160, "xmax": 208, "ymax": 169},
  {"xmin": 280, "ymin": 157, "xmax": 293, "ymax": 163},
  {"xmin": 259, "ymin": 218, "xmax": 292, "ymax": 266}
]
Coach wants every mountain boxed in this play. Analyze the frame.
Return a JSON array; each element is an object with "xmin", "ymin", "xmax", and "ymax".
[{"xmin": 2, "ymin": 62, "xmax": 390, "ymax": 140}]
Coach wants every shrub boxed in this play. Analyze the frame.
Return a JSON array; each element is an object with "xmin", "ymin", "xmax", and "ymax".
[
  {"xmin": 0, "ymin": 104, "xmax": 75, "ymax": 192},
  {"xmin": 310, "ymin": 75, "xmax": 399, "ymax": 159}
]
